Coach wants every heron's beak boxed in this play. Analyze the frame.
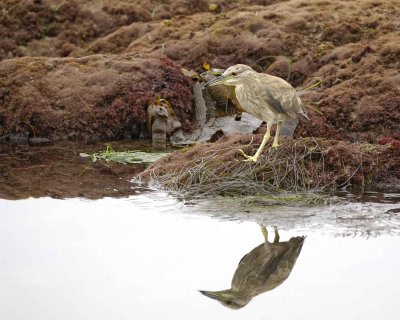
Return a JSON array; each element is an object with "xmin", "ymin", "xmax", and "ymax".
[
  {"xmin": 199, "ymin": 290, "xmax": 223, "ymax": 300},
  {"xmin": 202, "ymin": 75, "xmax": 228, "ymax": 89}
]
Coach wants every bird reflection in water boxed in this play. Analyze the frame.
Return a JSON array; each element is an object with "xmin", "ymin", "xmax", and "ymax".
[{"xmin": 199, "ymin": 226, "xmax": 305, "ymax": 309}]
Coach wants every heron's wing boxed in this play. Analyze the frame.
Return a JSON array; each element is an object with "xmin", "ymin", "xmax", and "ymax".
[
  {"xmin": 268, "ymin": 238, "xmax": 305, "ymax": 279},
  {"xmin": 260, "ymin": 91, "xmax": 287, "ymax": 114},
  {"xmin": 232, "ymin": 245, "xmax": 286, "ymax": 289},
  {"xmin": 255, "ymin": 87, "xmax": 301, "ymax": 118},
  {"xmin": 260, "ymin": 253, "xmax": 286, "ymax": 278},
  {"xmin": 259, "ymin": 75, "xmax": 305, "ymax": 118},
  {"xmin": 274, "ymin": 88, "xmax": 303, "ymax": 118},
  {"xmin": 257, "ymin": 239, "xmax": 305, "ymax": 290}
]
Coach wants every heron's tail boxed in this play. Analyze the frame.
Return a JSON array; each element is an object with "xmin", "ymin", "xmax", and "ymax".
[
  {"xmin": 300, "ymin": 111, "xmax": 310, "ymax": 120},
  {"xmin": 298, "ymin": 106, "xmax": 310, "ymax": 121},
  {"xmin": 289, "ymin": 236, "xmax": 306, "ymax": 251}
]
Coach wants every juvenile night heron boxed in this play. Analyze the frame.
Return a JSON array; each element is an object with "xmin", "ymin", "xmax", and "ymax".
[
  {"xmin": 199, "ymin": 226, "xmax": 305, "ymax": 309},
  {"xmin": 203, "ymin": 64, "xmax": 309, "ymax": 162}
]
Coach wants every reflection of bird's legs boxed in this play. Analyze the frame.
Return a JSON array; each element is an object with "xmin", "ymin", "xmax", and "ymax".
[
  {"xmin": 273, "ymin": 226, "xmax": 280, "ymax": 243},
  {"xmin": 260, "ymin": 225, "xmax": 273, "ymax": 254},
  {"xmin": 272, "ymin": 121, "xmax": 283, "ymax": 148},
  {"xmin": 260, "ymin": 225, "xmax": 269, "ymax": 243},
  {"xmin": 239, "ymin": 123, "xmax": 272, "ymax": 162}
]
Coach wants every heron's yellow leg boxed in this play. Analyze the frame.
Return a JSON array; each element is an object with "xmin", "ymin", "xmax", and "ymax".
[
  {"xmin": 238, "ymin": 123, "xmax": 271, "ymax": 162},
  {"xmin": 272, "ymin": 121, "xmax": 283, "ymax": 148}
]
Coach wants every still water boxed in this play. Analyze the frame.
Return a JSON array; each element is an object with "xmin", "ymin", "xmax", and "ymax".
[{"xmin": 1, "ymin": 192, "xmax": 400, "ymax": 320}]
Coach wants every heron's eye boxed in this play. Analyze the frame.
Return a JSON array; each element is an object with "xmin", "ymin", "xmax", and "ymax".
[{"xmin": 232, "ymin": 72, "xmax": 237, "ymax": 76}]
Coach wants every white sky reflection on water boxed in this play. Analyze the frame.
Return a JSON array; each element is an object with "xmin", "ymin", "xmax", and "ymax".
[{"xmin": 1, "ymin": 193, "xmax": 400, "ymax": 320}]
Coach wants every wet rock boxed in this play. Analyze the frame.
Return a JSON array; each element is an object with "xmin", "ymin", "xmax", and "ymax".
[
  {"xmin": 147, "ymin": 100, "xmax": 186, "ymax": 148},
  {"xmin": 193, "ymin": 82, "xmax": 208, "ymax": 132},
  {"xmin": 148, "ymin": 105, "xmax": 168, "ymax": 150}
]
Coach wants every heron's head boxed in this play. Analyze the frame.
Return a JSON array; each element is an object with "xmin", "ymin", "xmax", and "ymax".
[
  {"xmin": 199, "ymin": 289, "xmax": 251, "ymax": 309},
  {"xmin": 202, "ymin": 64, "xmax": 254, "ymax": 89}
]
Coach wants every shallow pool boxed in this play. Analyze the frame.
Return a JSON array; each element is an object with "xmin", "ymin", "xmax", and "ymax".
[{"xmin": 1, "ymin": 192, "xmax": 400, "ymax": 319}]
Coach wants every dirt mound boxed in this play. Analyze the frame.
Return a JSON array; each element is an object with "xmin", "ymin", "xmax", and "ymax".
[
  {"xmin": 0, "ymin": 55, "xmax": 194, "ymax": 141},
  {"xmin": 79, "ymin": 0, "xmax": 400, "ymax": 144},
  {"xmin": 297, "ymin": 37, "xmax": 400, "ymax": 143},
  {"xmin": 0, "ymin": 0, "xmax": 167, "ymax": 60},
  {"xmin": 1, "ymin": 0, "xmax": 399, "ymax": 144},
  {"xmin": 139, "ymin": 133, "xmax": 400, "ymax": 194},
  {"xmin": 0, "ymin": 0, "xmax": 242, "ymax": 61}
]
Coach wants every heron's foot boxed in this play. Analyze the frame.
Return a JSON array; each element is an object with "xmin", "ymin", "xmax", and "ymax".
[
  {"xmin": 272, "ymin": 141, "xmax": 280, "ymax": 148},
  {"xmin": 238, "ymin": 149, "xmax": 259, "ymax": 162}
]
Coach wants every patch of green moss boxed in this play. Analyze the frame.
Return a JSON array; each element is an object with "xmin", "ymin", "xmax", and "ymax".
[
  {"xmin": 362, "ymin": 143, "xmax": 381, "ymax": 155},
  {"xmin": 237, "ymin": 193, "xmax": 328, "ymax": 207},
  {"xmin": 80, "ymin": 145, "xmax": 168, "ymax": 165}
]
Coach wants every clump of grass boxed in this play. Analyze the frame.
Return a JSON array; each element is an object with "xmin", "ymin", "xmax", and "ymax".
[
  {"xmin": 80, "ymin": 146, "xmax": 167, "ymax": 165},
  {"xmin": 135, "ymin": 133, "xmax": 396, "ymax": 205},
  {"xmin": 136, "ymin": 137, "xmax": 332, "ymax": 202}
]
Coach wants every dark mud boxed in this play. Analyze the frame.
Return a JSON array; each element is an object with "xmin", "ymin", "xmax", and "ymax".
[{"xmin": 0, "ymin": 140, "xmax": 154, "ymax": 200}]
